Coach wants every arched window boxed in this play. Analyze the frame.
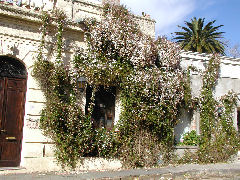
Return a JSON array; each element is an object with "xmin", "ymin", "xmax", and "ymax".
[{"xmin": 0, "ymin": 56, "xmax": 27, "ymax": 79}]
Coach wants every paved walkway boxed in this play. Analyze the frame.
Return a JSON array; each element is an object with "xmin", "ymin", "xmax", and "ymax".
[{"xmin": 0, "ymin": 162, "xmax": 240, "ymax": 179}]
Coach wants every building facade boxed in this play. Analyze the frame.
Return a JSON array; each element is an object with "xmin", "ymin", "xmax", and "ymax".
[
  {"xmin": 0, "ymin": 0, "xmax": 239, "ymax": 170},
  {"xmin": 174, "ymin": 51, "xmax": 240, "ymax": 143},
  {"xmin": 0, "ymin": 0, "xmax": 155, "ymax": 170}
]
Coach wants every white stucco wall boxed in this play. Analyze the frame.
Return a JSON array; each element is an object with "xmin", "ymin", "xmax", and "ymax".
[
  {"xmin": 178, "ymin": 51, "xmax": 240, "ymax": 134},
  {"xmin": 174, "ymin": 109, "xmax": 192, "ymax": 143}
]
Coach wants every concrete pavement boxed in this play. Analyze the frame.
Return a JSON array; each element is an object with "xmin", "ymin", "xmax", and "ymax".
[{"xmin": 0, "ymin": 162, "xmax": 240, "ymax": 179}]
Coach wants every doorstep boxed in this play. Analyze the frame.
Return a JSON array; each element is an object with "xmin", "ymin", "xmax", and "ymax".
[{"xmin": 0, "ymin": 167, "xmax": 25, "ymax": 171}]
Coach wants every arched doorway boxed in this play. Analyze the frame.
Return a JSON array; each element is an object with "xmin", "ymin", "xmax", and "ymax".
[{"xmin": 0, "ymin": 56, "xmax": 27, "ymax": 167}]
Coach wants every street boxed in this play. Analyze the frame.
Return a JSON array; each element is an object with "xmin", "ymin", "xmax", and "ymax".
[{"xmin": 1, "ymin": 162, "xmax": 240, "ymax": 179}]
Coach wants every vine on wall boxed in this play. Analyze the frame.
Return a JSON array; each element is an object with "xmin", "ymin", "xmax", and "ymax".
[
  {"xmin": 33, "ymin": 10, "xmax": 95, "ymax": 168},
  {"xmin": 200, "ymin": 56, "xmax": 221, "ymax": 144},
  {"xmin": 73, "ymin": 4, "xmax": 191, "ymax": 167},
  {"xmin": 180, "ymin": 55, "xmax": 240, "ymax": 164},
  {"xmin": 198, "ymin": 56, "xmax": 239, "ymax": 163},
  {"xmin": 33, "ymin": 4, "xmax": 239, "ymax": 169}
]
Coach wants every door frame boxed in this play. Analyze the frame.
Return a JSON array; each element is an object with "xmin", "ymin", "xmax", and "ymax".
[{"xmin": 0, "ymin": 56, "xmax": 27, "ymax": 167}]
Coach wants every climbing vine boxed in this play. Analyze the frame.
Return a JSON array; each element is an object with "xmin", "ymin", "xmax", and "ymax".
[
  {"xmin": 199, "ymin": 55, "xmax": 221, "ymax": 144},
  {"xmin": 197, "ymin": 56, "xmax": 239, "ymax": 162},
  {"xmin": 54, "ymin": 10, "xmax": 66, "ymax": 62},
  {"xmin": 37, "ymin": 11, "xmax": 49, "ymax": 62},
  {"xmin": 73, "ymin": 4, "xmax": 192, "ymax": 167},
  {"xmin": 33, "ymin": 4, "xmax": 239, "ymax": 169},
  {"xmin": 33, "ymin": 10, "xmax": 95, "ymax": 168},
  {"xmin": 180, "ymin": 55, "xmax": 240, "ymax": 164},
  {"xmin": 33, "ymin": 5, "xmax": 192, "ymax": 168}
]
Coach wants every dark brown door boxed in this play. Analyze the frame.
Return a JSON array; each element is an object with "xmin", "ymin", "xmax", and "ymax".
[{"xmin": 0, "ymin": 77, "xmax": 26, "ymax": 167}]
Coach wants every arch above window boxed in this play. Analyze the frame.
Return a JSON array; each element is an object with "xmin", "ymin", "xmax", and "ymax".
[{"xmin": 0, "ymin": 56, "xmax": 27, "ymax": 79}]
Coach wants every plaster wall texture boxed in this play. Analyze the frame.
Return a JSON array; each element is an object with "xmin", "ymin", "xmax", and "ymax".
[
  {"xmin": 174, "ymin": 109, "xmax": 192, "ymax": 143},
  {"xmin": 0, "ymin": 3, "xmax": 84, "ymax": 169},
  {"xmin": 0, "ymin": 0, "xmax": 239, "ymax": 171},
  {"xmin": 0, "ymin": 0, "xmax": 155, "ymax": 170},
  {"xmin": 178, "ymin": 51, "xmax": 240, "ymax": 136}
]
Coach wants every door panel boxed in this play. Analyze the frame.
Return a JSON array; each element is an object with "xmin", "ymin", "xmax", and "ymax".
[
  {"xmin": 1, "ymin": 142, "xmax": 19, "ymax": 161},
  {"xmin": 0, "ymin": 78, "xmax": 26, "ymax": 167},
  {"xmin": 5, "ymin": 79, "xmax": 26, "ymax": 137},
  {"xmin": 0, "ymin": 79, "xmax": 4, "ymax": 131}
]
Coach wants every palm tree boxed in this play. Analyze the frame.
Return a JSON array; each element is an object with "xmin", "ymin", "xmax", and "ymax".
[{"xmin": 174, "ymin": 17, "xmax": 225, "ymax": 55}]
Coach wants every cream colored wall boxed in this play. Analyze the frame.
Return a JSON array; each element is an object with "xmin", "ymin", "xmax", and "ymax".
[
  {"xmin": 0, "ymin": 16, "xmax": 50, "ymax": 166},
  {"xmin": 179, "ymin": 51, "xmax": 240, "ymax": 135},
  {"xmin": 0, "ymin": 0, "xmax": 160, "ymax": 170},
  {"xmin": 0, "ymin": 3, "xmax": 87, "ymax": 167},
  {"xmin": 1, "ymin": 0, "xmax": 240, "ymax": 170}
]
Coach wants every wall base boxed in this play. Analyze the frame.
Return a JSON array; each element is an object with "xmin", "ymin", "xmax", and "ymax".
[{"xmin": 22, "ymin": 157, "xmax": 122, "ymax": 172}]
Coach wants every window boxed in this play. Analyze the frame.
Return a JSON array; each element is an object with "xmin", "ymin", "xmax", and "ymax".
[
  {"xmin": 85, "ymin": 86, "xmax": 116, "ymax": 130},
  {"xmin": 0, "ymin": 56, "xmax": 27, "ymax": 79}
]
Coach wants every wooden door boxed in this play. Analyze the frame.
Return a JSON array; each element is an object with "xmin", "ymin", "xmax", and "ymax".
[{"xmin": 0, "ymin": 78, "xmax": 26, "ymax": 167}]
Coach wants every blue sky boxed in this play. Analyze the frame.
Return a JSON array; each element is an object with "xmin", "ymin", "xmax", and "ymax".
[{"xmin": 120, "ymin": 0, "xmax": 240, "ymax": 52}]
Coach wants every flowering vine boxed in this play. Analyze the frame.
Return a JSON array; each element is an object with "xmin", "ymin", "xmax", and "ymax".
[
  {"xmin": 33, "ymin": 10, "xmax": 95, "ymax": 168},
  {"xmin": 54, "ymin": 9, "xmax": 66, "ymax": 63},
  {"xmin": 32, "ymin": 4, "xmax": 239, "ymax": 169},
  {"xmin": 180, "ymin": 55, "xmax": 240, "ymax": 164},
  {"xmin": 37, "ymin": 11, "xmax": 50, "ymax": 61},
  {"xmin": 198, "ymin": 67, "xmax": 239, "ymax": 163},
  {"xmin": 73, "ymin": 4, "xmax": 192, "ymax": 167}
]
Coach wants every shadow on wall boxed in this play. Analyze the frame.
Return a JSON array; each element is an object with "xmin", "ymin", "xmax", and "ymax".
[{"xmin": 174, "ymin": 109, "xmax": 193, "ymax": 144}]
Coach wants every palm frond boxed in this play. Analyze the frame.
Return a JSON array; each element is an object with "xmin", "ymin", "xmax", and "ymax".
[{"xmin": 174, "ymin": 17, "xmax": 225, "ymax": 55}]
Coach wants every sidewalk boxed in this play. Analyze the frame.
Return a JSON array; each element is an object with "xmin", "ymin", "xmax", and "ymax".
[{"xmin": 1, "ymin": 162, "xmax": 240, "ymax": 179}]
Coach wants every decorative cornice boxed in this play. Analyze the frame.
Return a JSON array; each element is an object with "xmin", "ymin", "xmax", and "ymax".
[
  {"xmin": 0, "ymin": 3, "xmax": 85, "ymax": 32},
  {"xmin": 180, "ymin": 50, "xmax": 240, "ymax": 66},
  {"xmin": 74, "ymin": 0, "xmax": 102, "ymax": 8},
  {"xmin": 72, "ymin": 0, "xmax": 155, "ymax": 23},
  {"xmin": 0, "ymin": 3, "xmax": 41, "ymax": 21}
]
